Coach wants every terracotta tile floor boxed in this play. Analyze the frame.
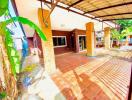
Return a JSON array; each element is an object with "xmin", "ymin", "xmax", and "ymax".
[
  {"xmin": 52, "ymin": 49, "xmax": 132, "ymax": 100},
  {"xmin": 55, "ymin": 53, "xmax": 95, "ymax": 73}
]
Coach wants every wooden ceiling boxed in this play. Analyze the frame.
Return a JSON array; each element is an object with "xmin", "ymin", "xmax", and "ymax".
[
  {"xmin": 60, "ymin": 0, "xmax": 132, "ymax": 21},
  {"xmin": 39, "ymin": 0, "xmax": 132, "ymax": 21}
]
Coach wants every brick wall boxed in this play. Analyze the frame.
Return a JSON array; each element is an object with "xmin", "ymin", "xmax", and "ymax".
[
  {"xmin": 71, "ymin": 29, "xmax": 86, "ymax": 52},
  {"xmin": 52, "ymin": 30, "xmax": 73, "ymax": 54}
]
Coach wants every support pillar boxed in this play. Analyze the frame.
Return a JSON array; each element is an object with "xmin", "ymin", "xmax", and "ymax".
[
  {"xmin": 94, "ymin": 32, "xmax": 96, "ymax": 48},
  {"xmin": 104, "ymin": 27, "xmax": 111, "ymax": 49},
  {"xmin": 86, "ymin": 22, "xmax": 95, "ymax": 56},
  {"xmin": 38, "ymin": 8, "xmax": 56, "ymax": 74}
]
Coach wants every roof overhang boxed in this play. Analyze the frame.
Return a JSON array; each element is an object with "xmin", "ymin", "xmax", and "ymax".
[{"xmin": 39, "ymin": 0, "xmax": 132, "ymax": 22}]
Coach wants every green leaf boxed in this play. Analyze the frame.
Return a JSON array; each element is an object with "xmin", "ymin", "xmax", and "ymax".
[
  {"xmin": 0, "ymin": 92, "xmax": 7, "ymax": 99},
  {"xmin": 116, "ymin": 20, "xmax": 132, "ymax": 32},
  {"xmin": 10, "ymin": 48, "xmax": 16, "ymax": 56},
  {"xmin": 4, "ymin": 17, "xmax": 47, "ymax": 41},
  {"xmin": 0, "ymin": 0, "xmax": 8, "ymax": 16},
  {"xmin": 0, "ymin": 16, "xmax": 47, "ymax": 77},
  {"xmin": 15, "ymin": 64, "xmax": 20, "ymax": 73}
]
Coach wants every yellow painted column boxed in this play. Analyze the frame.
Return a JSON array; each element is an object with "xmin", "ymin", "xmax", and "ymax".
[
  {"xmin": 38, "ymin": 8, "xmax": 56, "ymax": 74},
  {"xmin": 104, "ymin": 27, "xmax": 111, "ymax": 49},
  {"xmin": 86, "ymin": 22, "xmax": 95, "ymax": 56},
  {"xmin": 94, "ymin": 32, "xmax": 96, "ymax": 48}
]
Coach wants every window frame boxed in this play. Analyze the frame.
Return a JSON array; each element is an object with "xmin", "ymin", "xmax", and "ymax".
[{"xmin": 52, "ymin": 36, "xmax": 67, "ymax": 48}]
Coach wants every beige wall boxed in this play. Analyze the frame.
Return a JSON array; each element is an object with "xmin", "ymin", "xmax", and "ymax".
[
  {"xmin": 15, "ymin": 0, "xmax": 47, "ymax": 37},
  {"xmin": 14, "ymin": 0, "xmax": 115, "ymax": 32}
]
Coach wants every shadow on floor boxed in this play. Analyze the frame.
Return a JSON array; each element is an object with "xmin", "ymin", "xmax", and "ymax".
[
  {"xmin": 73, "ymin": 70, "xmax": 110, "ymax": 100},
  {"xmin": 54, "ymin": 70, "xmax": 110, "ymax": 100},
  {"xmin": 55, "ymin": 88, "xmax": 77, "ymax": 100},
  {"xmin": 113, "ymin": 56, "xmax": 132, "ymax": 62}
]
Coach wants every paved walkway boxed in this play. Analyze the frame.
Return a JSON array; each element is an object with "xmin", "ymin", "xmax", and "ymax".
[{"xmin": 52, "ymin": 48, "xmax": 132, "ymax": 100}]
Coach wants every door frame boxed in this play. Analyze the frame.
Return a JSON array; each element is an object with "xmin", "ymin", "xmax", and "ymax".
[{"xmin": 78, "ymin": 35, "xmax": 86, "ymax": 52}]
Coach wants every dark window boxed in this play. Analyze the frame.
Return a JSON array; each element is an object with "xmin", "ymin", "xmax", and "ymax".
[
  {"xmin": 53, "ymin": 38, "xmax": 58, "ymax": 46},
  {"xmin": 53, "ymin": 36, "xmax": 66, "ymax": 47}
]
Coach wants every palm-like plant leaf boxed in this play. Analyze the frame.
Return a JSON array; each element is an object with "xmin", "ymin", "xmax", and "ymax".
[
  {"xmin": 0, "ymin": 0, "xmax": 8, "ymax": 16},
  {"xmin": 111, "ymin": 27, "xmax": 132, "ymax": 42},
  {"xmin": 3, "ymin": 16, "xmax": 47, "ymax": 41},
  {"xmin": 0, "ymin": 17, "xmax": 47, "ymax": 76}
]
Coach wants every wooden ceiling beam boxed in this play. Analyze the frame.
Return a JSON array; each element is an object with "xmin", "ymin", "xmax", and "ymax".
[
  {"xmin": 38, "ymin": 0, "xmax": 115, "ymax": 28},
  {"xmin": 40, "ymin": 0, "xmax": 60, "ymax": 24},
  {"xmin": 103, "ymin": 18, "xmax": 132, "ymax": 21},
  {"xmin": 38, "ymin": 0, "xmax": 95, "ymax": 19},
  {"xmin": 84, "ymin": 2, "xmax": 132, "ymax": 14},
  {"xmin": 95, "ymin": 12, "xmax": 132, "ymax": 18},
  {"xmin": 67, "ymin": 0, "xmax": 84, "ymax": 9}
]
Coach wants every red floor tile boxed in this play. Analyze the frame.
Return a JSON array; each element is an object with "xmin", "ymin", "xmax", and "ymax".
[{"xmin": 52, "ymin": 50, "xmax": 132, "ymax": 100}]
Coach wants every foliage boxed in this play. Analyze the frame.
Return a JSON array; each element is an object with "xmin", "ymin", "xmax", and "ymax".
[
  {"xmin": 0, "ymin": 0, "xmax": 47, "ymax": 77},
  {"xmin": 116, "ymin": 20, "xmax": 132, "ymax": 32},
  {"xmin": 1, "ymin": 17, "xmax": 47, "ymax": 41},
  {"xmin": 5, "ymin": 29, "xmax": 20, "ymax": 76},
  {"xmin": 111, "ymin": 28, "xmax": 122, "ymax": 41},
  {"xmin": 0, "ymin": 0, "xmax": 8, "ymax": 16},
  {"xmin": 0, "ymin": 92, "xmax": 7, "ymax": 99},
  {"xmin": 122, "ymin": 26, "xmax": 132, "ymax": 35},
  {"xmin": 0, "ymin": 16, "xmax": 47, "ymax": 76},
  {"xmin": 111, "ymin": 27, "xmax": 132, "ymax": 41}
]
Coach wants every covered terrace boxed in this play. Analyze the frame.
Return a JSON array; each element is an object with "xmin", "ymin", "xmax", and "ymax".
[{"xmin": 0, "ymin": 0, "xmax": 132, "ymax": 100}]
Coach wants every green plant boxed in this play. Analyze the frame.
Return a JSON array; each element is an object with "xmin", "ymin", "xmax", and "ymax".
[
  {"xmin": 111, "ymin": 28, "xmax": 121, "ymax": 41},
  {"xmin": 111, "ymin": 27, "xmax": 132, "ymax": 40},
  {"xmin": 116, "ymin": 20, "xmax": 132, "ymax": 32},
  {"xmin": 0, "ymin": 92, "xmax": 7, "ymax": 99},
  {"xmin": 111, "ymin": 27, "xmax": 132, "ymax": 47},
  {"xmin": 0, "ymin": 0, "xmax": 8, "ymax": 16},
  {"xmin": 121, "ymin": 26, "xmax": 132, "ymax": 36},
  {"xmin": 0, "ymin": 0, "xmax": 47, "ymax": 76}
]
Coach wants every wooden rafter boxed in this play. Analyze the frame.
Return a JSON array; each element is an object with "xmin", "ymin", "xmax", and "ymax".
[
  {"xmin": 42, "ymin": 0, "xmax": 60, "ymax": 24},
  {"xmin": 103, "ymin": 18, "xmax": 132, "ymax": 21},
  {"xmin": 84, "ymin": 2, "xmax": 132, "ymax": 14},
  {"xmin": 50, "ymin": 0, "xmax": 53, "ymax": 6},
  {"xmin": 38, "ymin": 0, "xmax": 115, "ymax": 27},
  {"xmin": 38, "ymin": 0, "xmax": 94, "ymax": 19},
  {"xmin": 95, "ymin": 12, "xmax": 132, "ymax": 18},
  {"xmin": 67, "ymin": 0, "xmax": 84, "ymax": 9}
]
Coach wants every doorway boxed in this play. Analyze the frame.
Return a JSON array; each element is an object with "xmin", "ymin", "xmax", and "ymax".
[
  {"xmin": 70, "ymin": 35, "xmax": 74, "ymax": 50},
  {"xmin": 78, "ymin": 35, "xmax": 86, "ymax": 51}
]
